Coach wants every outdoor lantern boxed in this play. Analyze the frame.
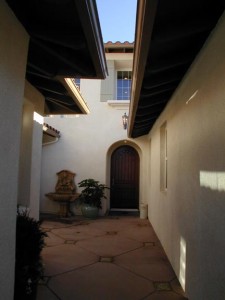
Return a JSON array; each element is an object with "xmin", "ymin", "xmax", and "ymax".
[{"xmin": 122, "ymin": 112, "xmax": 128, "ymax": 130}]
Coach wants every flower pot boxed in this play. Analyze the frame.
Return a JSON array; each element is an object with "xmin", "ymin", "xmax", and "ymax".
[{"xmin": 81, "ymin": 204, "xmax": 99, "ymax": 219}]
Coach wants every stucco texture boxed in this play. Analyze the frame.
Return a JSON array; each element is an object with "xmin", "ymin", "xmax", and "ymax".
[{"xmin": 147, "ymin": 12, "xmax": 225, "ymax": 300}]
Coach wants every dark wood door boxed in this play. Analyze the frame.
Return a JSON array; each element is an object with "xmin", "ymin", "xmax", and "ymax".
[{"xmin": 110, "ymin": 146, "xmax": 139, "ymax": 209}]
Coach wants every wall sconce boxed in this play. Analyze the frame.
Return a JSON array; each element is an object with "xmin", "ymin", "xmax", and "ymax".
[{"xmin": 122, "ymin": 112, "xmax": 128, "ymax": 130}]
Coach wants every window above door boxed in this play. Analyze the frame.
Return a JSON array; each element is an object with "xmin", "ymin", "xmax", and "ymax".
[{"xmin": 117, "ymin": 71, "xmax": 132, "ymax": 100}]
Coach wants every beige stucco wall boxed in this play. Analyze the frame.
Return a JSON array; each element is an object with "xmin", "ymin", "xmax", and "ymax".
[
  {"xmin": 18, "ymin": 101, "xmax": 33, "ymax": 207},
  {"xmin": 41, "ymin": 75, "xmax": 148, "ymax": 215},
  {"xmin": 147, "ymin": 12, "xmax": 225, "ymax": 300},
  {"xmin": 0, "ymin": 1, "xmax": 29, "ymax": 298},
  {"xmin": 18, "ymin": 81, "xmax": 45, "ymax": 219}
]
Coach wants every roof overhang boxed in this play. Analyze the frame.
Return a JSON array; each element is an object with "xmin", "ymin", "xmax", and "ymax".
[
  {"xmin": 105, "ymin": 42, "xmax": 134, "ymax": 53},
  {"xmin": 129, "ymin": 0, "xmax": 225, "ymax": 138},
  {"xmin": 6, "ymin": 0, "xmax": 107, "ymax": 115}
]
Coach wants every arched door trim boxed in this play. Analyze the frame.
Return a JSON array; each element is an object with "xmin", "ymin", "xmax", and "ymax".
[{"xmin": 106, "ymin": 140, "xmax": 142, "ymax": 212}]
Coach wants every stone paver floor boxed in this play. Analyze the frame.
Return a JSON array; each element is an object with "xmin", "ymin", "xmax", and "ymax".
[{"xmin": 37, "ymin": 215, "xmax": 188, "ymax": 300}]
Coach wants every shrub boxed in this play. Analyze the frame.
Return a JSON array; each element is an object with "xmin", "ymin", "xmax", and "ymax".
[
  {"xmin": 78, "ymin": 178, "xmax": 109, "ymax": 209},
  {"xmin": 14, "ymin": 209, "xmax": 47, "ymax": 299}
]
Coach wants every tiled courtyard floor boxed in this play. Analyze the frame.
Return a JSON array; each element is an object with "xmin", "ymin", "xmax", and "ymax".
[{"xmin": 37, "ymin": 215, "xmax": 188, "ymax": 300}]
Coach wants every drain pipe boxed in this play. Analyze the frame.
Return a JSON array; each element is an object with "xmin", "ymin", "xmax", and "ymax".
[
  {"xmin": 42, "ymin": 123, "xmax": 61, "ymax": 146},
  {"xmin": 42, "ymin": 137, "xmax": 59, "ymax": 146}
]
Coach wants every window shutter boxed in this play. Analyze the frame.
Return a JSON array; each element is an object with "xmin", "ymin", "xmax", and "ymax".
[{"xmin": 100, "ymin": 60, "xmax": 115, "ymax": 102}]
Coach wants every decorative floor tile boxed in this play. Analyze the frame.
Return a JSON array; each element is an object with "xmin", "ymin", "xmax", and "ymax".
[
  {"xmin": 99, "ymin": 256, "xmax": 114, "ymax": 262},
  {"xmin": 144, "ymin": 242, "xmax": 155, "ymax": 247},
  {"xmin": 65, "ymin": 240, "xmax": 76, "ymax": 244},
  {"xmin": 154, "ymin": 282, "xmax": 172, "ymax": 291},
  {"xmin": 106, "ymin": 231, "xmax": 118, "ymax": 235}
]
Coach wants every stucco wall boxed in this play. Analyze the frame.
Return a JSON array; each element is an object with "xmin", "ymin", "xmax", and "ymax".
[
  {"xmin": 41, "ymin": 78, "xmax": 148, "ymax": 215},
  {"xmin": 0, "ymin": 1, "xmax": 29, "ymax": 298},
  {"xmin": 148, "ymin": 12, "xmax": 225, "ymax": 300},
  {"xmin": 20, "ymin": 82, "xmax": 45, "ymax": 219}
]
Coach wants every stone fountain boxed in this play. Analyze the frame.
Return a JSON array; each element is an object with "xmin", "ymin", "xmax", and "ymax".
[{"xmin": 46, "ymin": 170, "xmax": 79, "ymax": 217}]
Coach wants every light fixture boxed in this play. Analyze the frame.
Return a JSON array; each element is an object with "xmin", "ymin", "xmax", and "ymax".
[{"xmin": 122, "ymin": 112, "xmax": 128, "ymax": 130}]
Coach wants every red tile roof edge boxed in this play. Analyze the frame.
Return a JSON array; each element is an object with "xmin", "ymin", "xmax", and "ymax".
[
  {"xmin": 43, "ymin": 123, "xmax": 61, "ymax": 138},
  {"xmin": 104, "ymin": 41, "xmax": 134, "ymax": 46}
]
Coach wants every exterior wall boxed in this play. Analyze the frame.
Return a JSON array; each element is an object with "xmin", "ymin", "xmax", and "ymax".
[
  {"xmin": 18, "ymin": 102, "xmax": 33, "ymax": 207},
  {"xmin": 147, "ymin": 13, "xmax": 225, "ymax": 300},
  {"xmin": 41, "ymin": 70, "xmax": 148, "ymax": 215},
  {"xmin": 18, "ymin": 82, "xmax": 45, "ymax": 220},
  {"xmin": 21, "ymin": 81, "xmax": 45, "ymax": 219},
  {"xmin": 0, "ymin": 1, "xmax": 29, "ymax": 298}
]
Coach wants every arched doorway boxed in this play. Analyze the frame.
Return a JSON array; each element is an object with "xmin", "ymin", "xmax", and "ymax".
[{"xmin": 110, "ymin": 145, "xmax": 139, "ymax": 209}]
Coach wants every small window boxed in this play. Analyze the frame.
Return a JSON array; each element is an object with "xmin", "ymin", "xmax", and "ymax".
[
  {"xmin": 160, "ymin": 122, "xmax": 167, "ymax": 191},
  {"xmin": 117, "ymin": 71, "xmax": 132, "ymax": 100},
  {"xmin": 72, "ymin": 78, "xmax": 80, "ymax": 90}
]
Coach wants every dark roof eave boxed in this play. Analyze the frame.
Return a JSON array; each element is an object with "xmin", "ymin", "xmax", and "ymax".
[
  {"xmin": 129, "ymin": 0, "xmax": 225, "ymax": 138},
  {"xmin": 75, "ymin": 0, "xmax": 108, "ymax": 79},
  {"xmin": 128, "ymin": 0, "xmax": 158, "ymax": 138},
  {"xmin": 6, "ymin": 0, "xmax": 108, "ymax": 115}
]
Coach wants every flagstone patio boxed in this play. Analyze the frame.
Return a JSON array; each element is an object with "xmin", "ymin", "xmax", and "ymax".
[{"xmin": 37, "ymin": 215, "xmax": 188, "ymax": 300}]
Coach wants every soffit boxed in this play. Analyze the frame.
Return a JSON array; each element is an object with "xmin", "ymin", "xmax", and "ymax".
[
  {"xmin": 105, "ymin": 42, "xmax": 134, "ymax": 71},
  {"xmin": 6, "ymin": 0, "xmax": 107, "ymax": 115},
  {"xmin": 114, "ymin": 59, "xmax": 133, "ymax": 70},
  {"xmin": 129, "ymin": 0, "xmax": 225, "ymax": 138}
]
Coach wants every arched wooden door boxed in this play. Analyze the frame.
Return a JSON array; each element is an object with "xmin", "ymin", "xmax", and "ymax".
[{"xmin": 110, "ymin": 145, "xmax": 139, "ymax": 209}]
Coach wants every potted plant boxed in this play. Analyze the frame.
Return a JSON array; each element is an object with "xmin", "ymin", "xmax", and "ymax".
[{"xmin": 77, "ymin": 178, "xmax": 109, "ymax": 218}]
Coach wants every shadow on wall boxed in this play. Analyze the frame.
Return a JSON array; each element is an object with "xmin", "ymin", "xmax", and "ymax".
[
  {"xmin": 197, "ymin": 170, "xmax": 225, "ymax": 298},
  {"xmin": 177, "ymin": 170, "xmax": 225, "ymax": 298}
]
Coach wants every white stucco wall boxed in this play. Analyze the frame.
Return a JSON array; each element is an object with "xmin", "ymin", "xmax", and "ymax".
[
  {"xmin": 147, "ymin": 12, "xmax": 225, "ymax": 300},
  {"xmin": 41, "ymin": 76, "xmax": 148, "ymax": 215},
  {"xmin": 18, "ymin": 102, "xmax": 33, "ymax": 207},
  {"xmin": 21, "ymin": 82, "xmax": 45, "ymax": 219},
  {"xmin": 0, "ymin": 2, "xmax": 29, "ymax": 298}
]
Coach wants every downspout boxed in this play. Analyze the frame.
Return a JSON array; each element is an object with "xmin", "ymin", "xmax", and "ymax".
[
  {"xmin": 42, "ymin": 138, "xmax": 59, "ymax": 146},
  {"xmin": 42, "ymin": 123, "xmax": 61, "ymax": 146}
]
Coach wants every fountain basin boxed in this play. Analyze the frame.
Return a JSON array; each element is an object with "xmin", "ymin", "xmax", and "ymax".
[
  {"xmin": 46, "ymin": 192, "xmax": 79, "ymax": 217},
  {"xmin": 46, "ymin": 170, "xmax": 80, "ymax": 218},
  {"xmin": 46, "ymin": 192, "xmax": 79, "ymax": 202}
]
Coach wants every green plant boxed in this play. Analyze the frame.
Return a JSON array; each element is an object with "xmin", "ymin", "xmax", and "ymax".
[
  {"xmin": 77, "ymin": 178, "xmax": 109, "ymax": 209},
  {"xmin": 14, "ymin": 209, "xmax": 47, "ymax": 299}
]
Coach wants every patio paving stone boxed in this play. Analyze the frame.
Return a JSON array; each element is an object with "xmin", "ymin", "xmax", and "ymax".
[
  {"xmin": 144, "ymin": 291, "xmax": 188, "ymax": 300},
  {"xmin": 50, "ymin": 225, "xmax": 105, "ymax": 241},
  {"xmin": 36, "ymin": 285, "xmax": 58, "ymax": 300},
  {"xmin": 42, "ymin": 243, "xmax": 99, "ymax": 276},
  {"xmin": 76, "ymin": 234, "xmax": 142, "ymax": 257},
  {"xmin": 48, "ymin": 262, "xmax": 154, "ymax": 300},
  {"xmin": 44, "ymin": 231, "xmax": 65, "ymax": 247},
  {"xmin": 37, "ymin": 216, "xmax": 188, "ymax": 300},
  {"xmin": 115, "ymin": 245, "xmax": 175, "ymax": 281}
]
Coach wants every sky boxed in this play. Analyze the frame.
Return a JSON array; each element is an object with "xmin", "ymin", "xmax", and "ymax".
[{"xmin": 96, "ymin": 0, "xmax": 137, "ymax": 43}]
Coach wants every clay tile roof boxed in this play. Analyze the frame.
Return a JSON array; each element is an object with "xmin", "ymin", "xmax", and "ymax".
[
  {"xmin": 43, "ymin": 123, "xmax": 60, "ymax": 138},
  {"xmin": 104, "ymin": 41, "xmax": 134, "ymax": 53}
]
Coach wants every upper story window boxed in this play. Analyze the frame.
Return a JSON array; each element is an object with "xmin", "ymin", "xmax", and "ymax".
[
  {"xmin": 72, "ymin": 78, "xmax": 80, "ymax": 91},
  {"xmin": 117, "ymin": 71, "xmax": 132, "ymax": 100}
]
